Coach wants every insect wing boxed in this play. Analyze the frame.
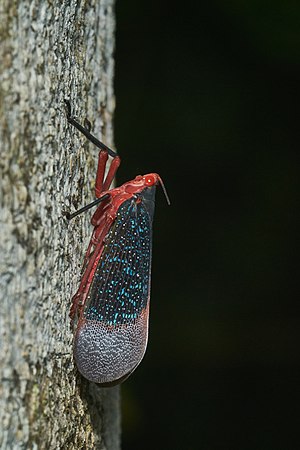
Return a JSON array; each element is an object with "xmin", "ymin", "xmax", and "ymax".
[{"xmin": 74, "ymin": 186, "xmax": 156, "ymax": 385}]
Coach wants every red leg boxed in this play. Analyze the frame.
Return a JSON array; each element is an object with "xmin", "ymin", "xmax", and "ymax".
[
  {"xmin": 102, "ymin": 155, "xmax": 121, "ymax": 191},
  {"xmin": 92, "ymin": 153, "xmax": 121, "ymax": 225},
  {"xmin": 95, "ymin": 151, "xmax": 108, "ymax": 197},
  {"xmin": 70, "ymin": 219, "xmax": 113, "ymax": 320},
  {"xmin": 95, "ymin": 151, "xmax": 121, "ymax": 197}
]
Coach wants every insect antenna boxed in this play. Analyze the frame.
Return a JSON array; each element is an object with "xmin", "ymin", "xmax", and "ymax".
[
  {"xmin": 158, "ymin": 176, "xmax": 171, "ymax": 205},
  {"xmin": 65, "ymin": 193, "xmax": 110, "ymax": 220},
  {"xmin": 64, "ymin": 99, "xmax": 117, "ymax": 158}
]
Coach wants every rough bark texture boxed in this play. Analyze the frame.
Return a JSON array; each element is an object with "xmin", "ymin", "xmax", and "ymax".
[{"xmin": 0, "ymin": 1, "xmax": 120, "ymax": 448}]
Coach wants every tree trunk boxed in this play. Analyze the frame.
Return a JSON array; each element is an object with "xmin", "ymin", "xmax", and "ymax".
[{"xmin": 0, "ymin": 1, "xmax": 120, "ymax": 448}]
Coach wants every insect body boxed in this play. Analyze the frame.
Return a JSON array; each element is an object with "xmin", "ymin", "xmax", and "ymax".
[{"xmin": 65, "ymin": 101, "xmax": 169, "ymax": 386}]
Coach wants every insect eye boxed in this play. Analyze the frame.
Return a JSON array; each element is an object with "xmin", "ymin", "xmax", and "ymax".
[{"xmin": 144, "ymin": 175, "xmax": 156, "ymax": 186}]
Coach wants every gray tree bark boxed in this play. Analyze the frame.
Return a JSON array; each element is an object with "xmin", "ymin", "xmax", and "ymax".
[{"xmin": 0, "ymin": 1, "xmax": 120, "ymax": 448}]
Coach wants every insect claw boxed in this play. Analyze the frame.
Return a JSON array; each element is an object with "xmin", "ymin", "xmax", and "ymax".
[
  {"xmin": 64, "ymin": 99, "xmax": 72, "ymax": 119},
  {"xmin": 63, "ymin": 210, "xmax": 71, "ymax": 220},
  {"xmin": 84, "ymin": 118, "xmax": 92, "ymax": 132}
]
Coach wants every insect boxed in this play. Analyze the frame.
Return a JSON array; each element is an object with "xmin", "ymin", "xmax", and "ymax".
[{"xmin": 65, "ymin": 100, "xmax": 170, "ymax": 386}]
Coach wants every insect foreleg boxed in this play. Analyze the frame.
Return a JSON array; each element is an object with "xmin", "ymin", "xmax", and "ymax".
[{"xmin": 95, "ymin": 151, "xmax": 121, "ymax": 197}]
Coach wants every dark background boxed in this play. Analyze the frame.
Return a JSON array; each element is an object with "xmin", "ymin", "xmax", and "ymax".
[{"xmin": 114, "ymin": 1, "xmax": 300, "ymax": 449}]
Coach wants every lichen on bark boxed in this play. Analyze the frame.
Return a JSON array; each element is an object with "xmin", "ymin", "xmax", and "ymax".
[{"xmin": 0, "ymin": 1, "xmax": 120, "ymax": 448}]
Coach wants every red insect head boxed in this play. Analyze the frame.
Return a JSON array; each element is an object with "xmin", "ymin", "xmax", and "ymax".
[{"xmin": 98, "ymin": 173, "xmax": 170, "ymax": 220}]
